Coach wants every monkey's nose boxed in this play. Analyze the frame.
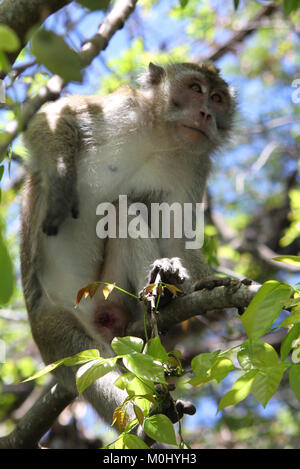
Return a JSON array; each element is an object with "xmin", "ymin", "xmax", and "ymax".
[{"xmin": 200, "ymin": 110, "xmax": 212, "ymax": 122}]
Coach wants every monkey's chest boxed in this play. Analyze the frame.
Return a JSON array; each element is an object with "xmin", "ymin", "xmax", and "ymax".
[{"xmin": 77, "ymin": 141, "xmax": 186, "ymax": 205}]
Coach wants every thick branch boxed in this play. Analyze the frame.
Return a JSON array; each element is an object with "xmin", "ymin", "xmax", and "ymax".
[
  {"xmin": 0, "ymin": 383, "xmax": 75, "ymax": 449},
  {"xmin": 0, "ymin": 0, "xmax": 70, "ymax": 79},
  {"xmin": 0, "ymin": 0, "xmax": 138, "ymax": 157},
  {"xmin": 127, "ymin": 282, "xmax": 260, "ymax": 337}
]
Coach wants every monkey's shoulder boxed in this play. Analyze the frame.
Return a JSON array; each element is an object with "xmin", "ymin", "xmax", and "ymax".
[{"xmin": 26, "ymin": 87, "xmax": 153, "ymax": 136}]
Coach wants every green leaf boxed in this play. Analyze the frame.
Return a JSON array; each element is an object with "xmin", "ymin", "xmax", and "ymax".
[
  {"xmin": 191, "ymin": 351, "xmax": 221, "ymax": 376},
  {"xmin": 127, "ymin": 376, "xmax": 155, "ymax": 413},
  {"xmin": 211, "ymin": 358, "xmax": 235, "ymax": 383},
  {"xmin": 76, "ymin": 357, "xmax": 117, "ymax": 394},
  {"xmin": 76, "ymin": 0, "xmax": 110, "ymax": 11},
  {"xmin": 113, "ymin": 372, "xmax": 134, "ymax": 390},
  {"xmin": 281, "ymin": 323, "xmax": 300, "ymax": 361},
  {"xmin": 127, "ymin": 376, "xmax": 155, "ymax": 395},
  {"xmin": 0, "ymin": 25, "xmax": 20, "ymax": 52},
  {"xmin": 63, "ymin": 349, "xmax": 100, "ymax": 366},
  {"xmin": 292, "ymin": 346, "xmax": 300, "ymax": 364},
  {"xmin": 144, "ymin": 337, "xmax": 169, "ymax": 362},
  {"xmin": 133, "ymin": 404, "xmax": 144, "ymax": 426},
  {"xmin": 283, "ymin": 0, "xmax": 300, "ymax": 16},
  {"xmin": 237, "ymin": 340, "xmax": 278, "ymax": 370},
  {"xmin": 23, "ymin": 360, "xmax": 64, "ymax": 382},
  {"xmin": 273, "ymin": 255, "xmax": 300, "ymax": 266},
  {"xmin": 31, "ymin": 29, "xmax": 82, "ymax": 82},
  {"xmin": 123, "ymin": 352, "xmax": 167, "ymax": 384},
  {"xmin": 0, "ymin": 230, "xmax": 14, "ymax": 304},
  {"xmin": 189, "ymin": 357, "xmax": 235, "ymax": 386},
  {"xmin": 218, "ymin": 370, "xmax": 259, "ymax": 412},
  {"xmin": 289, "ymin": 365, "xmax": 300, "ymax": 402},
  {"xmin": 233, "ymin": 0, "xmax": 240, "ymax": 10},
  {"xmin": 240, "ymin": 281, "xmax": 292, "ymax": 340},
  {"xmin": 144, "ymin": 414, "xmax": 177, "ymax": 446},
  {"xmin": 111, "ymin": 336, "xmax": 144, "ymax": 355},
  {"xmin": 112, "ymin": 433, "xmax": 149, "ymax": 449},
  {"xmin": 252, "ymin": 364, "xmax": 286, "ymax": 407},
  {"xmin": 280, "ymin": 313, "xmax": 300, "ymax": 328},
  {"xmin": 0, "ymin": 50, "xmax": 10, "ymax": 73},
  {"xmin": 23, "ymin": 350, "xmax": 100, "ymax": 382},
  {"xmin": 179, "ymin": 0, "xmax": 189, "ymax": 8}
]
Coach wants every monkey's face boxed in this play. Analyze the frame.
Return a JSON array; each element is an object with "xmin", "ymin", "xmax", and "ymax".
[{"xmin": 167, "ymin": 74, "xmax": 234, "ymax": 149}]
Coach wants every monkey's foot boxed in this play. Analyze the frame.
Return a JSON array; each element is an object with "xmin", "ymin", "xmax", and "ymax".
[
  {"xmin": 194, "ymin": 276, "xmax": 252, "ymax": 292},
  {"xmin": 193, "ymin": 276, "xmax": 252, "ymax": 315}
]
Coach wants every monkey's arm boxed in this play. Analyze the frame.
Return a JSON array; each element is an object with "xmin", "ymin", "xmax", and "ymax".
[{"xmin": 24, "ymin": 102, "xmax": 83, "ymax": 235}]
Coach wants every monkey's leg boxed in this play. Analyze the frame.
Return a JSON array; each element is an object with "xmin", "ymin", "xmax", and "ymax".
[
  {"xmin": 194, "ymin": 276, "xmax": 252, "ymax": 291},
  {"xmin": 194, "ymin": 276, "xmax": 253, "ymax": 315}
]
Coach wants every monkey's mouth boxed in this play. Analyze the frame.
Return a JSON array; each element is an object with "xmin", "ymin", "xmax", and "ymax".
[{"xmin": 182, "ymin": 125, "xmax": 208, "ymax": 139}]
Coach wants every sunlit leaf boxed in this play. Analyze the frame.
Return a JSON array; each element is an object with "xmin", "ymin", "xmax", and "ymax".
[
  {"xmin": 110, "ymin": 433, "xmax": 149, "ymax": 449},
  {"xmin": 237, "ymin": 340, "xmax": 278, "ymax": 370},
  {"xmin": 23, "ymin": 360, "xmax": 64, "ymax": 382},
  {"xmin": 289, "ymin": 365, "xmax": 300, "ymax": 402},
  {"xmin": 144, "ymin": 337, "xmax": 169, "ymax": 362},
  {"xmin": 144, "ymin": 414, "xmax": 177, "ymax": 446},
  {"xmin": 123, "ymin": 352, "xmax": 167, "ymax": 384},
  {"xmin": 113, "ymin": 372, "xmax": 134, "ymax": 390},
  {"xmin": 62, "ymin": 349, "xmax": 100, "ymax": 366},
  {"xmin": 217, "ymin": 370, "xmax": 258, "ymax": 411},
  {"xmin": 240, "ymin": 281, "xmax": 292, "ymax": 339},
  {"xmin": 280, "ymin": 313, "xmax": 300, "ymax": 328},
  {"xmin": 111, "ymin": 336, "xmax": 144, "ymax": 355},
  {"xmin": 273, "ymin": 255, "xmax": 300, "ymax": 266},
  {"xmin": 252, "ymin": 364, "xmax": 287, "ymax": 407},
  {"xmin": 189, "ymin": 356, "xmax": 234, "ymax": 386},
  {"xmin": 76, "ymin": 357, "xmax": 117, "ymax": 393},
  {"xmin": 102, "ymin": 282, "xmax": 115, "ymax": 299},
  {"xmin": 112, "ymin": 406, "xmax": 130, "ymax": 432},
  {"xmin": 75, "ymin": 283, "xmax": 99, "ymax": 307}
]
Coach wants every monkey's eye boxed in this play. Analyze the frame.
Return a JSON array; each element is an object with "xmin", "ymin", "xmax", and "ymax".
[
  {"xmin": 189, "ymin": 83, "xmax": 202, "ymax": 93},
  {"xmin": 211, "ymin": 93, "xmax": 222, "ymax": 103}
]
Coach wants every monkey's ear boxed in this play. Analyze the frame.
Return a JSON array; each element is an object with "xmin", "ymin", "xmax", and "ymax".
[{"xmin": 148, "ymin": 63, "xmax": 165, "ymax": 85}]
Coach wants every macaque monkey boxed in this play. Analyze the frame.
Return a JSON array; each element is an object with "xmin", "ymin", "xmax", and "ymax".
[{"xmin": 21, "ymin": 62, "xmax": 235, "ymax": 429}]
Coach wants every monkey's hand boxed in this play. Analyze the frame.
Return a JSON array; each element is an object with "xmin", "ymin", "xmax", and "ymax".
[
  {"xmin": 142, "ymin": 257, "xmax": 189, "ymax": 307},
  {"xmin": 147, "ymin": 257, "xmax": 189, "ymax": 286},
  {"xmin": 42, "ymin": 184, "xmax": 79, "ymax": 236}
]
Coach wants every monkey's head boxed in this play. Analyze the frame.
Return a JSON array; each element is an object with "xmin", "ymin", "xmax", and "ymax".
[{"xmin": 139, "ymin": 62, "xmax": 236, "ymax": 152}]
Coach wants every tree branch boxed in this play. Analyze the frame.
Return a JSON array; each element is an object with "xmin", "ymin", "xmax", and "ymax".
[
  {"xmin": 127, "ymin": 282, "xmax": 260, "ymax": 338},
  {"xmin": 0, "ymin": 382, "xmax": 75, "ymax": 449},
  {"xmin": 205, "ymin": 3, "xmax": 279, "ymax": 62},
  {"xmin": 0, "ymin": 0, "xmax": 70, "ymax": 79}
]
